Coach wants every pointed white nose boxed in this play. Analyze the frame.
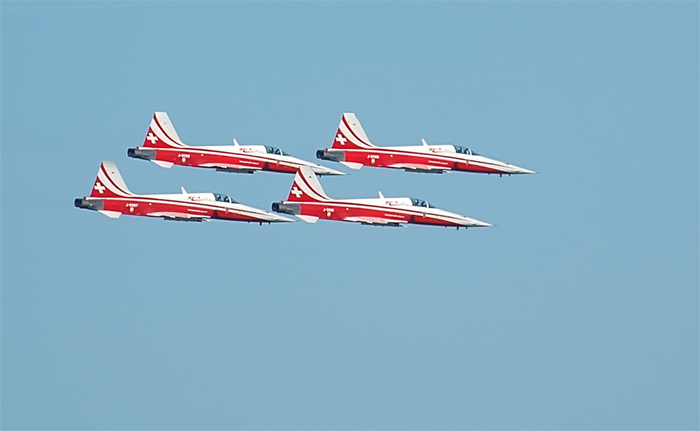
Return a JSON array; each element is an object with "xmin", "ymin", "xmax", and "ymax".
[
  {"xmin": 497, "ymin": 162, "xmax": 535, "ymax": 174},
  {"xmin": 466, "ymin": 218, "xmax": 492, "ymax": 228},
  {"xmin": 313, "ymin": 166, "xmax": 346, "ymax": 176},
  {"xmin": 456, "ymin": 216, "xmax": 492, "ymax": 227},
  {"xmin": 510, "ymin": 165, "xmax": 535, "ymax": 174}
]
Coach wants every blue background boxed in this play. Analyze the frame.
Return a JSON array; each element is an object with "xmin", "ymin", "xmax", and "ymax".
[{"xmin": 2, "ymin": 2, "xmax": 698, "ymax": 429}]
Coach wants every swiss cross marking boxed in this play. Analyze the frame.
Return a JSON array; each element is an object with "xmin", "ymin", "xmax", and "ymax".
[
  {"xmin": 146, "ymin": 132, "xmax": 158, "ymax": 144},
  {"xmin": 291, "ymin": 187, "xmax": 303, "ymax": 198},
  {"xmin": 94, "ymin": 182, "xmax": 106, "ymax": 194},
  {"xmin": 335, "ymin": 134, "xmax": 347, "ymax": 146}
]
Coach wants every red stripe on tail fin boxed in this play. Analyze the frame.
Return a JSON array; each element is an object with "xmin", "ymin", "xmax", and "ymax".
[
  {"xmin": 142, "ymin": 112, "xmax": 187, "ymax": 149},
  {"xmin": 286, "ymin": 167, "xmax": 329, "ymax": 202},
  {"xmin": 331, "ymin": 113, "xmax": 375, "ymax": 150},
  {"xmin": 90, "ymin": 161, "xmax": 133, "ymax": 198}
]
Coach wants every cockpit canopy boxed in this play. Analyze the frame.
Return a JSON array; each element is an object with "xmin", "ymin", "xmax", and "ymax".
[
  {"xmin": 411, "ymin": 198, "xmax": 437, "ymax": 209},
  {"xmin": 453, "ymin": 145, "xmax": 478, "ymax": 155},
  {"xmin": 265, "ymin": 146, "xmax": 288, "ymax": 156},
  {"xmin": 213, "ymin": 193, "xmax": 238, "ymax": 204}
]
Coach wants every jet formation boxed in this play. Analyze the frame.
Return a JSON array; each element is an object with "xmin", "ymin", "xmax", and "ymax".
[{"xmin": 76, "ymin": 112, "xmax": 534, "ymax": 229}]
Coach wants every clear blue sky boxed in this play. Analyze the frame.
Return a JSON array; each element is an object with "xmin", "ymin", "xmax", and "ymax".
[{"xmin": 2, "ymin": 2, "xmax": 698, "ymax": 429}]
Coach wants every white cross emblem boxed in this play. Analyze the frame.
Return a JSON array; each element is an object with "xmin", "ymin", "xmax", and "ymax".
[
  {"xmin": 94, "ymin": 182, "xmax": 105, "ymax": 194},
  {"xmin": 146, "ymin": 132, "xmax": 158, "ymax": 144},
  {"xmin": 335, "ymin": 134, "xmax": 347, "ymax": 146},
  {"xmin": 291, "ymin": 186, "xmax": 303, "ymax": 198}
]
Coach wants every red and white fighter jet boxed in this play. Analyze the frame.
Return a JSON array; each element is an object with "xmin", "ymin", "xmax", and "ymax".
[
  {"xmin": 75, "ymin": 161, "xmax": 293, "ymax": 223},
  {"xmin": 317, "ymin": 113, "xmax": 535, "ymax": 175},
  {"xmin": 272, "ymin": 167, "xmax": 491, "ymax": 229},
  {"xmin": 128, "ymin": 112, "xmax": 344, "ymax": 176}
]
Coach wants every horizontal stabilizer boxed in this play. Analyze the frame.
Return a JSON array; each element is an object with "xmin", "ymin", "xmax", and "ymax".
[
  {"xmin": 296, "ymin": 215, "xmax": 319, "ymax": 223},
  {"xmin": 98, "ymin": 210, "xmax": 122, "ymax": 219},
  {"xmin": 340, "ymin": 161, "xmax": 363, "ymax": 170},
  {"xmin": 152, "ymin": 160, "xmax": 174, "ymax": 168}
]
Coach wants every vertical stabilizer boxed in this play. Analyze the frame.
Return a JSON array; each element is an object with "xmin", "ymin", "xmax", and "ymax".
[
  {"xmin": 90, "ymin": 161, "xmax": 133, "ymax": 198},
  {"xmin": 143, "ymin": 112, "xmax": 187, "ymax": 148},
  {"xmin": 332, "ymin": 113, "xmax": 375, "ymax": 150},
  {"xmin": 287, "ymin": 166, "xmax": 330, "ymax": 202}
]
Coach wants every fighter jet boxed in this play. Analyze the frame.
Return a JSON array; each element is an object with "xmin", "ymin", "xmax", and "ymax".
[
  {"xmin": 316, "ymin": 113, "xmax": 534, "ymax": 175},
  {"xmin": 128, "ymin": 112, "xmax": 344, "ymax": 176},
  {"xmin": 272, "ymin": 166, "xmax": 491, "ymax": 229},
  {"xmin": 74, "ymin": 161, "xmax": 293, "ymax": 224}
]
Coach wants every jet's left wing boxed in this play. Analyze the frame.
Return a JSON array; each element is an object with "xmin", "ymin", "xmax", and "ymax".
[
  {"xmin": 148, "ymin": 211, "xmax": 210, "ymax": 222},
  {"xmin": 387, "ymin": 162, "xmax": 448, "ymax": 174},
  {"xmin": 199, "ymin": 162, "xmax": 263, "ymax": 174},
  {"xmin": 344, "ymin": 216, "xmax": 404, "ymax": 227}
]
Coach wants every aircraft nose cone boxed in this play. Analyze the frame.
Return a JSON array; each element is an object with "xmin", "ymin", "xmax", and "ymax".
[
  {"xmin": 313, "ymin": 166, "xmax": 346, "ymax": 176},
  {"xmin": 500, "ymin": 163, "xmax": 535, "ymax": 174},
  {"xmin": 463, "ymin": 217, "xmax": 492, "ymax": 228},
  {"xmin": 512, "ymin": 166, "xmax": 535, "ymax": 174},
  {"xmin": 471, "ymin": 220, "xmax": 493, "ymax": 228}
]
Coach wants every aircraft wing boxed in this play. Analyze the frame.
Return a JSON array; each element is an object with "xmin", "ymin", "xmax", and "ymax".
[
  {"xmin": 200, "ymin": 162, "xmax": 263, "ymax": 174},
  {"xmin": 344, "ymin": 216, "xmax": 404, "ymax": 227},
  {"xmin": 387, "ymin": 162, "xmax": 447, "ymax": 173},
  {"xmin": 147, "ymin": 211, "xmax": 210, "ymax": 222}
]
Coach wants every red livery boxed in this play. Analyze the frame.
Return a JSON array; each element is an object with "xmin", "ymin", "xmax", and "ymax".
[
  {"xmin": 128, "ymin": 112, "xmax": 344, "ymax": 176},
  {"xmin": 75, "ymin": 161, "xmax": 292, "ymax": 224},
  {"xmin": 272, "ymin": 167, "xmax": 491, "ymax": 229},
  {"xmin": 317, "ymin": 113, "xmax": 535, "ymax": 175}
]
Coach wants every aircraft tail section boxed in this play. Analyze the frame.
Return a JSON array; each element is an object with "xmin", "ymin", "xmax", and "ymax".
[
  {"xmin": 287, "ymin": 166, "xmax": 330, "ymax": 202},
  {"xmin": 90, "ymin": 161, "xmax": 133, "ymax": 198},
  {"xmin": 332, "ymin": 113, "xmax": 375, "ymax": 150},
  {"xmin": 143, "ymin": 112, "xmax": 187, "ymax": 148}
]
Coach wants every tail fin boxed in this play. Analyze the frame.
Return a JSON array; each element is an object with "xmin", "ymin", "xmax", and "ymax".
[
  {"xmin": 142, "ymin": 112, "xmax": 187, "ymax": 148},
  {"xmin": 332, "ymin": 113, "xmax": 375, "ymax": 150},
  {"xmin": 90, "ymin": 161, "xmax": 133, "ymax": 198},
  {"xmin": 287, "ymin": 166, "xmax": 330, "ymax": 202}
]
